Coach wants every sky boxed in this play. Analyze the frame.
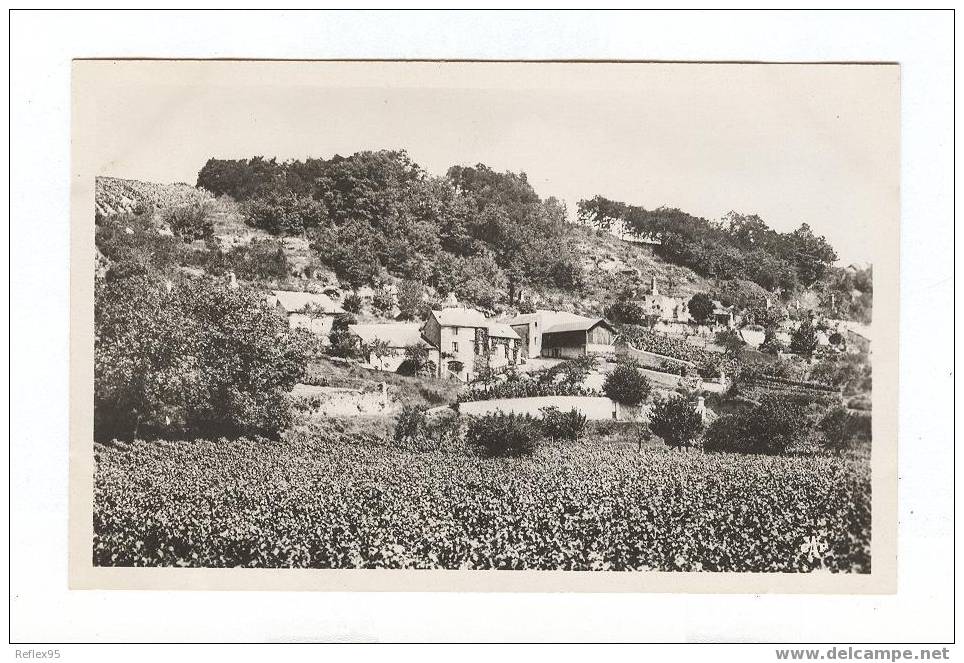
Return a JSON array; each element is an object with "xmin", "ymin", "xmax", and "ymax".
[{"xmin": 80, "ymin": 61, "xmax": 899, "ymax": 264}]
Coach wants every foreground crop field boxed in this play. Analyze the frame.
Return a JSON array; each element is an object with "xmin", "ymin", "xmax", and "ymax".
[{"xmin": 94, "ymin": 422, "xmax": 871, "ymax": 572}]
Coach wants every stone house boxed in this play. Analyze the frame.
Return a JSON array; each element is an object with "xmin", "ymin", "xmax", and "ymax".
[
  {"xmin": 267, "ymin": 290, "xmax": 345, "ymax": 338},
  {"xmin": 421, "ymin": 307, "xmax": 521, "ymax": 381}
]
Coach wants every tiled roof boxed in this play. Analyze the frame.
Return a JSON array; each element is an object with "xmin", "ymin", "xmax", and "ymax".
[
  {"xmin": 486, "ymin": 322, "xmax": 521, "ymax": 340},
  {"xmin": 270, "ymin": 290, "xmax": 345, "ymax": 314},
  {"xmin": 349, "ymin": 323, "xmax": 429, "ymax": 348},
  {"xmin": 432, "ymin": 307, "xmax": 488, "ymax": 328},
  {"xmin": 544, "ymin": 318, "xmax": 614, "ymax": 334}
]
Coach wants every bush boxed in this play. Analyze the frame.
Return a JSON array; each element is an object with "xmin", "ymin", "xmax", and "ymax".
[
  {"xmin": 539, "ymin": 406, "xmax": 588, "ymax": 441},
  {"xmin": 688, "ymin": 293, "xmax": 715, "ymax": 325},
  {"xmin": 819, "ymin": 406, "xmax": 871, "ymax": 453},
  {"xmin": 342, "ymin": 291, "xmax": 363, "ymax": 314},
  {"xmin": 458, "ymin": 379, "xmax": 597, "ymax": 402},
  {"xmin": 603, "ymin": 361, "xmax": 652, "ymax": 406},
  {"xmin": 208, "ymin": 239, "xmax": 291, "ymax": 281},
  {"xmin": 163, "ymin": 200, "xmax": 215, "ymax": 241},
  {"xmin": 243, "ymin": 190, "xmax": 328, "ymax": 235},
  {"xmin": 790, "ymin": 318, "xmax": 819, "ymax": 359},
  {"xmin": 327, "ymin": 314, "xmax": 360, "ymax": 359},
  {"xmin": 396, "ymin": 280, "xmax": 424, "ymax": 320},
  {"xmin": 371, "ymin": 284, "xmax": 396, "ymax": 316},
  {"xmin": 95, "ymin": 274, "xmax": 310, "ymax": 440},
  {"xmin": 648, "ymin": 396, "xmax": 704, "ymax": 449},
  {"xmin": 394, "ymin": 405, "xmax": 429, "ymax": 446},
  {"xmin": 605, "ymin": 300, "xmax": 648, "ymax": 325},
  {"xmin": 466, "ymin": 413, "xmax": 542, "ymax": 457},
  {"xmin": 704, "ymin": 395, "xmax": 811, "ymax": 455}
]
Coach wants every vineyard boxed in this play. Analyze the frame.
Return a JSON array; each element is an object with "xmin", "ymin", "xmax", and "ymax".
[{"xmin": 94, "ymin": 421, "xmax": 870, "ymax": 572}]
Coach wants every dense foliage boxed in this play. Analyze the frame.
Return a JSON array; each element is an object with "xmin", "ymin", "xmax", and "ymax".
[
  {"xmin": 602, "ymin": 361, "xmax": 652, "ymax": 406},
  {"xmin": 703, "ymin": 395, "xmax": 812, "ymax": 455},
  {"xmin": 465, "ymin": 412, "xmax": 543, "ymax": 457},
  {"xmin": 687, "ymin": 292, "xmax": 715, "ymax": 325},
  {"xmin": 539, "ymin": 406, "xmax": 589, "ymax": 441},
  {"xmin": 197, "ymin": 153, "xmax": 581, "ymax": 307},
  {"xmin": 577, "ymin": 199, "xmax": 837, "ymax": 292},
  {"xmin": 95, "ymin": 274, "xmax": 310, "ymax": 440},
  {"xmin": 819, "ymin": 406, "xmax": 872, "ymax": 453},
  {"xmin": 94, "ymin": 427, "xmax": 870, "ymax": 572},
  {"xmin": 648, "ymin": 396, "xmax": 705, "ymax": 449}
]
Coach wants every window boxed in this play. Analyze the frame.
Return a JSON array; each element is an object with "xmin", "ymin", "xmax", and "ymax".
[{"xmin": 452, "ymin": 341, "xmax": 459, "ymax": 353}]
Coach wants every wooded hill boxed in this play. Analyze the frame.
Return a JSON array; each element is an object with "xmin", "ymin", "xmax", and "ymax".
[{"xmin": 94, "ymin": 149, "xmax": 871, "ymax": 322}]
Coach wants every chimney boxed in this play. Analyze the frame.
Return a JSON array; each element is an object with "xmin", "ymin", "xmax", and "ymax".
[
  {"xmin": 651, "ymin": 276, "xmax": 658, "ymax": 297},
  {"xmin": 696, "ymin": 396, "xmax": 707, "ymax": 421}
]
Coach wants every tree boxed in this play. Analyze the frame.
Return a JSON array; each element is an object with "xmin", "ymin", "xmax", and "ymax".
[
  {"xmin": 364, "ymin": 338, "xmax": 393, "ymax": 368},
  {"xmin": 341, "ymin": 291, "xmax": 363, "ymax": 314},
  {"xmin": 759, "ymin": 325, "xmax": 787, "ymax": 355},
  {"xmin": 605, "ymin": 300, "xmax": 648, "ymax": 325},
  {"xmin": 396, "ymin": 280, "xmax": 424, "ymax": 320},
  {"xmin": 687, "ymin": 293, "xmax": 715, "ymax": 325},
  {"xmin": 313, "ymin": 219, "xmax": 382, "ymax": 289},
  {"xmin": 782, "ymin": 223, "xmax": 838, "ymax": 287},
  {"xmin": 715, "ymin": 328, "xmax": 746, "ymax": 356},
  {"xmin": 398, "ymin": 343, "xmax": 434, "ymax": 377},
  {"xmin": 327, "ymin": 314, "xmax": 360, "ymax": 359},
  {"xmin": 371, "ymin": 284, "xmax": 396, "ymax": 317},
  {"xmin": 242, "ymin": 190, "xmax": 328, "ymax": 235},
  {"xmin": 790, "ymin": 318, "xmax": 819, "ymax": 359},
  {"xmin": 393, "ymin": 404, "xmax": 429, "ymax": 446},
  {"xmin": 603, "ymin": 360, "xmax": 652, "ymax": 406},
  {"xmin": 648, "ymin": 396, "xmax": 705, "ymax": 449},
  {"xmin": 95, "ymin": 274, "xmax": 309, "ymax": 440}
]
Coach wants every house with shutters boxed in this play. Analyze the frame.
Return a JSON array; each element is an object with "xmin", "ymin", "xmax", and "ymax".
[{"xmin": 421, "ymin": 307, "xmax": 521, "ymax": 381}]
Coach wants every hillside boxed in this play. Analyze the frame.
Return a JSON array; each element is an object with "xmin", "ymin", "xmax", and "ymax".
[
  {"xmin": 93, "ymin": 174, "xmax": 717, "ymax": 319},
  {"xmin": 95, "ymin": 176, "xmax": 214, "ymax": 218}
]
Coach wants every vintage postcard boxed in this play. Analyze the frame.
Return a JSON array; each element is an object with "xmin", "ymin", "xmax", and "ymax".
[{"xmin": 69, "ymin": 60, "xmax": 898, "ymax": 592}]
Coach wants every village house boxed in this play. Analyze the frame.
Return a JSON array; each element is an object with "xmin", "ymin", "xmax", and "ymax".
[
  {"xmin": 348, "ymin": 322, "xmax": 432, "ymax": 372},
  {"xmin": 638, "ymin": 276, "xmax": 691, "ymax": 323},
  {"xmin": 508, "ymin": 310, "xmax": 616, "ymax": 359},
  {"xmin": 267, "ymin": 289, "xmax": 345, "ymax": 338},
  {"xmin": 421, "ymin": 307, "xmax": 521, "ymax": 381}
]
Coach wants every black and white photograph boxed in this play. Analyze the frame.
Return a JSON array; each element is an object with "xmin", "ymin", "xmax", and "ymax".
[
  {"xmin": 73, "ymin": 59, "xmax": 896, "ymax": 584},
  {"xmin": 8, "ymin": 6, "xmax": 957, "ymax": 649}
]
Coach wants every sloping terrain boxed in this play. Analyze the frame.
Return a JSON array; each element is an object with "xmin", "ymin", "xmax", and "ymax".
[{"xmin": 95, "ymin": 176, "xmax": 214, "ymax": 217}]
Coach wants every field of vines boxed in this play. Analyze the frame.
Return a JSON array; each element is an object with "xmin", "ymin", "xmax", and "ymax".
[{"xmin": 94, "ymin": 422, "xmax": 871, "ymax": 572}]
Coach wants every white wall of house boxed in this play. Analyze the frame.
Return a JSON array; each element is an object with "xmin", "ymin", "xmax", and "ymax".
[
  {"xmin": 438, "ymin": 325, "xmax": 479, "ymax": 380},
  {"xmin": 287, "ymin": 312, "xmax": 336, "ymax": 338}
]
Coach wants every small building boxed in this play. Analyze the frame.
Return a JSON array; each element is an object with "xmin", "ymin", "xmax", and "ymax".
[
  {"xmin": 711, "ymin": 300, "xmax": 736, "ymax": 328},
  {"xmin": 349, "ymin": 323, "xmax": 433, "ymax": 372},
  {"xmin": 421, "ymin": 307, "xmax": 520, "ymax": 381},
  {"xmin": 508, "ymin": 309, "xmax": 596, "ymax": 359},
  {"xmin": 268, "ymin": 290, "xmax": 345, "ymax": 337},
  {"xmin": 541, "ymin": 318, "xmax": 617, "ymax": 359},
  {"xmin": 638, "ymin": 276, "xmax": 691, "ymax": 323}
]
